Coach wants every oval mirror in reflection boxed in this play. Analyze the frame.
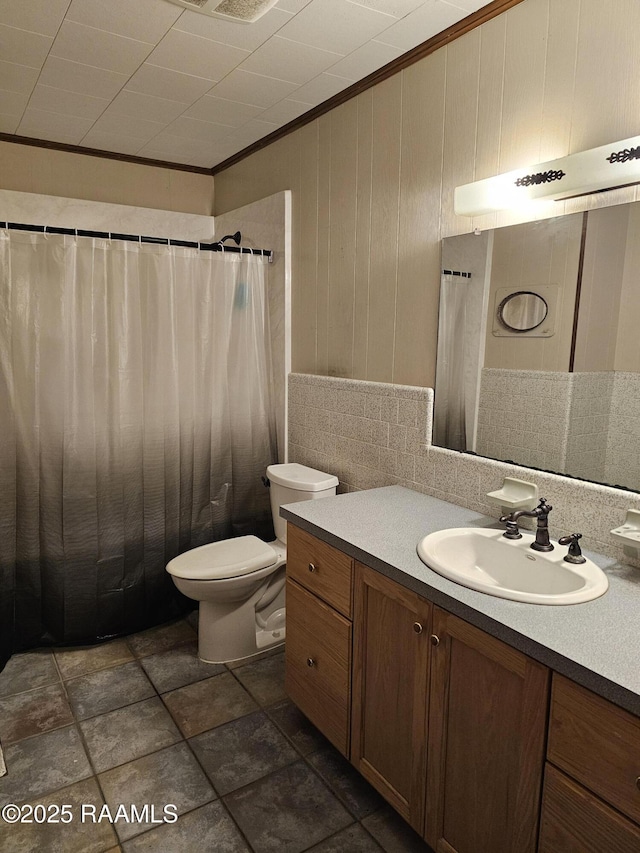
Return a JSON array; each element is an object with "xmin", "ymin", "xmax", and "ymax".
[{"xmin": 497, "ymin": 291, "xmax": 548, "ymax": 332}]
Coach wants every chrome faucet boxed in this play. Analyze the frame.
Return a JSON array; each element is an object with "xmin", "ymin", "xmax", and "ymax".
[{"xmin": 500, "ymin": 498, "xmax": 554, "ymax": 552}]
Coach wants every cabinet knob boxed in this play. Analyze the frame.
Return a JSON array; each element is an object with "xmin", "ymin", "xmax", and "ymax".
[
  {"xmin": 307, "ymin": 657, "xmax": 316, "ymax": 667},
  {"xmin": 413, "ymin": 622, "xmax": 423, "ymax": 634},
  {"xmin": 636, "ymin": 776, "xmax": 640, "ymax": 791},
  {"xmin": 430, "ymin": 634, "xmax": 440, "ymax": 647},
  {"xmin": 308, "ymin": 563, "xmax": 317, "ymax": 573}
]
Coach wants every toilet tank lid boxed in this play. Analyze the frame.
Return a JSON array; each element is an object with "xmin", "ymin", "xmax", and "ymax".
[
  {"xmin": 166, "ymin": 536, "xmax": 277, "ymax": 580},
  {"xmin": 266, "ymin": 463, "xmax": 338, "ymax": 492}
]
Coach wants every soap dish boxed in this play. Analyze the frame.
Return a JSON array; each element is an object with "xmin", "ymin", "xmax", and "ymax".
[
  {"xmin": 486, "ymin": 477, "xmax": 538, "ymax": 516},
  {"xmin": 610, "ymin": 509, "xmax": 640, "ymax": 551}
]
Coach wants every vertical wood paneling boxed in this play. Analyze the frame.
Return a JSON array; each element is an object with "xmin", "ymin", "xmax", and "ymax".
[
  {"xmin": 496, "ymin": 0, "xmax": 548, "ymax": 230},
  {"xmin": 395, "ymin": 52, "xmax": 446, "ymax": 388},
  {"xmin": 367, "ymin": 75, "xmax": 402, "ymax": 383},
  {"xmin": 571, "ymin": 0, "xmax": 640, "ymax": 151},
  {"xmin": 353, "ymin": 91, "xmax": 373, "ymax": 380},
  {"xmin": 539, "ymin": 0, "xmax": 580, "ymax": 162},
  {"xmin": 440, "ymin": 30, "xmax": 481, "ymax": 238},
  {"xmin": 212, "ymin": 0, "xmax": 640, "ymax": 388},
  {"xmin": 316, "ymin": 114, "xmax": 332, "ymax": 376},
  {"xmin": 327, "ymin": 102, "xmax": 358, "ymax": 378},
  {"xmin": 472, "ymin": 14, "xmax": 506, "ymax": 234},
  {"xmin": 294, "ymin": 121, "xmax": 320, "ymax": 375}
]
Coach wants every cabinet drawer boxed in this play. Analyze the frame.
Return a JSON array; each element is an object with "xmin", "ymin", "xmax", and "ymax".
[
  {"xmin": 548, "ymin": 674, "xmax": 640, "ymax": 825},
  {"xmin": 284, "ymin": 579, "xmax": 352, "ymax": 756},
  {"xmin": 286, "ymin": 523, "xmax": 353, "ymax": 618},
  {"xmin": 539, "ymin": 764, "xmax": 640, "ymax": 853}
]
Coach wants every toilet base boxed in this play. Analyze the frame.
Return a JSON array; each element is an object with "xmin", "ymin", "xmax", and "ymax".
[{"xmin": 197, "ymin": 580, "xmax": 286, "ymax": 664}]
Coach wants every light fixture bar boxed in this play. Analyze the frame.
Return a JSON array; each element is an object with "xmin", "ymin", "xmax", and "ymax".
[{"xmin": 455, "ymin": 134, "xmax": 640, "ymax": 216}]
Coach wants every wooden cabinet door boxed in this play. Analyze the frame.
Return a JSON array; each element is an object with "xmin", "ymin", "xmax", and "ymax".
[
  {"xmin": 351, "ymin": 562, "xmax": 432, "ymax": 833},
  {"xmin": 425, "ymin": 607, "xmax": 549, "ymax": 853}
]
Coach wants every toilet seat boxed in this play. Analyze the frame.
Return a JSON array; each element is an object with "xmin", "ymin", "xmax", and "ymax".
[{"xmin": 166, "ymin": 535, "xmax": 278, "ymax": 581}]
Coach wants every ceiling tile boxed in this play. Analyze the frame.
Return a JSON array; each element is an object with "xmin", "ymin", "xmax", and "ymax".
[
  {"xmin": 0, "ymin": 89, "xmax": 29, "ymax": 116},
  {"xmin": 239, "ymin": 36, "xmax": 342, "ymax": 84},
  {"xmin": 0, "ymin": 113, "xmax": 19, "ymax": 133},
  {"xmin": 258, "ymin": 98, "xmax": 311, "ymax": 124},
  {"xmin": 208, "ymin": 70, "xmax": 298, "ymax": 108},
  {"xmin": 89, "ymin": 110, "xmax": 167, "ymax": 143},
  {"xmin": 80, "ymin": 129, "xmax": 146, "ymax": 155},
  {"xmin": 276, "ymin": 0, "xmax": 395, "ymax": 55},
  {"xmin": 374, "ymin": 0, "xmax": 465, "ymax": 49},
  {"xmin": 164, "ymin": 115, "xmax": 235, "ymax": 142},
  {"xmin": 110, "ymin": 90, "xmax": 189, "ymax": 124},
  {"xmin": 275, "ymin": 0, "xmax": 314, "ymax": 11},
  {"xmin": 27, "ymin": 85, "xmax": 110, "ymax": 121},
  {"xmin": 442, "ymin": 0, "xmax": 487, "ymax": 11},
  {"xmin": 66, "ymin": 0, "xmax": 184, "ymax": 43},
  {"xmin": 146, "ymin": 29, "xmax": 250, "ymax": 81},
  {"xmin": 0, "ymin": 60, "xmax": 40, "ymax": 95},
  {"xmin": 328, "ymin": 39, "xmax": 404, "ymax": 80},
  {"xmin": 185, "ymin": 95, "xmax": 262, "ymax": 126},
  {"xmin": 126, "ymin": 64, "xmax": 215, "ymax": 103},
  {"xmin": 0, "ymin": 24, "xmax": 53, "ymax": 68},
  {"xmin": 38, "ymin": 57, "xmax": 130, "ymax": 100},
  {"xmin": 18, "ymin": 108, "xmax": 96, "ymax": 144},
  {"xmin": 0, "ymin": 0, "xmax": 70, "ymax": 37},
  {"xmin": 346, "ymin": 0, "xmax": 426, "ymax": 17},
  {"xmin": 225, "ymin": 118, "xmax": 280, "ymax": 147},
  {"xmin": 0, "ymin": 0, "xmax": 69, "ymax": 37},
  {"xmin": 174, "ymin": 7, "xmax": 293, "ymax": 51},
  {"xmin": 291, "ymin": 73, "xmax": 354, "ymax": 105},
  {"xmin": 50, "ymin": 21, "xmax": 155, "ymax": 74}
]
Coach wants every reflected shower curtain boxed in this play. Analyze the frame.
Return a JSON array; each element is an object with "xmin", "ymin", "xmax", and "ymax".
[
  {"xmin": 0, "ymin": 230, "xmax": 276, "ymax": 668},
  {"xmin": 433, "ymin": 274, "xmax": 473, "ymax": 451}
]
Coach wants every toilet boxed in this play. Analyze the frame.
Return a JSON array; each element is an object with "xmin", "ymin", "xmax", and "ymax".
[{"xmin": 166, "ymin": 463, "xmax": 338, "ymax": 664}]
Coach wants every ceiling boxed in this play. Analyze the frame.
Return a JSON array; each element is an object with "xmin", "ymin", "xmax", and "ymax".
[{"xmin": 0, "ymin": 0, "xmax": 489, "ymax": 171}]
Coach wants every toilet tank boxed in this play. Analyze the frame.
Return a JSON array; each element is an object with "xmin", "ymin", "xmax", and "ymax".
[{"xmin": 266, "ymin": 463, "xmax": 338, "ymax": 544}]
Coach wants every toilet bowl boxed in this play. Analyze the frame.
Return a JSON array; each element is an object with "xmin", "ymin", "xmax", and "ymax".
[{"xmin": 166, "ymin": 463, "xmax": 338, "ymax": 664}]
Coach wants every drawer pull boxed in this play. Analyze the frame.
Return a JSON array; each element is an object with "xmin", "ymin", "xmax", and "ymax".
[
  {"xmin": 430, "ymin": 634, "xmax": 440, "ymax": 647},
  {"xmin": 413, "ymin": 622, "xmax": 423, "ymax": 634},
  {"xmin": 308, "ymin": 563, "xmax": 317, "ymax": 573},
  {"xmin": 307, "ymin": 657, "xmax": 316, "ymax": 668},
  {"xmin": 636, "ymin": 776, "xmax": 640, "ymax": 791}
]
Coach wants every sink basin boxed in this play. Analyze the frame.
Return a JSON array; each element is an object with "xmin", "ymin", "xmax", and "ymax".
[{"xmin": 417, "ymin": 528, "xmax": 608, "ymax": 605}]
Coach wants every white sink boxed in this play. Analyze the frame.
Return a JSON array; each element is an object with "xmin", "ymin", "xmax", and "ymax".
[{"xmin": 417, "ymin": 527, "xmax": 608, "ymax": 605}]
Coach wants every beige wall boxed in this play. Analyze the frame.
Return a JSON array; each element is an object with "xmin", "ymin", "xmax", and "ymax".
[
  {"xmin": 214, "ymin": 0, "xmax": 640, "ymax": 388},
  {"xmin": 0, "ymin": 142, "xmax": 214, "ymax": 215},
  {"xmin": 484, "ymin": 214, "xmax": 582, "ymax": 372}
]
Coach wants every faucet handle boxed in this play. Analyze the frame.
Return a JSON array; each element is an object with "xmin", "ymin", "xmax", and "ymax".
[
  {"xmin": 558, "ymin": 532, "xmax": 586, "ymax": 564},
  {"xmin": 500, "ymin": 513, "xmax": 522, "ymax": 540}
]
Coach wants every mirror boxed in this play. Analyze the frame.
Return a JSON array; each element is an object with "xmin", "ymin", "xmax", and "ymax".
[
  {"xmin": 435, "ymin": 201, "xmax": 640, "ymax": 493},
  {"xmin": 497, "ymin": 291, "xmax": 548, "ymax": 332}
]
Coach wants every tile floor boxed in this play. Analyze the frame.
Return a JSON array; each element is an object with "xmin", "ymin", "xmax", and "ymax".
[{"xmin": 0, "ymin": 617, "xmax": 432, "ymax": 853}]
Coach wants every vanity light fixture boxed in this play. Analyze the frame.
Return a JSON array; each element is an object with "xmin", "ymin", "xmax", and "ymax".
[{"xmin": 455, "ymin": 134, "xmax": 640, "ymax": 216}]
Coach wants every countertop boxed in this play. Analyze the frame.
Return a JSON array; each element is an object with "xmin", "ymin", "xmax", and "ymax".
[{"xmin": 281, "ymin": 486, "xmax": 640, "ymax": 716}]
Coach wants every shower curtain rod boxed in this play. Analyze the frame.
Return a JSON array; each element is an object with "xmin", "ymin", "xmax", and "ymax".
[{"xmin": 1, "ymin": 221, "xmax": 273, "ymax": 262}]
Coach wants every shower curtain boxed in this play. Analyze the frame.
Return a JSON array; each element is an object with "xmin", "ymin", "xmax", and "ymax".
[
  {"xmin": 433, "ymin": 273, "xmax": 474, "ymax": 451},
  {"xmin": 0, "ymin": 229, "xmax": 277, "ymax": 669}
]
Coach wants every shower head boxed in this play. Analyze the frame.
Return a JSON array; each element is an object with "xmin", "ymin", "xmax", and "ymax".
[{"xmin": 217, "ymin": 231, "xmax": 241, "ymax": 247}]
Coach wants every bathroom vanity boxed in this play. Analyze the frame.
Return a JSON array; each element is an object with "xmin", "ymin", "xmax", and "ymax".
[{"xmin": 282, "ymin": 486, "xmax": 640, "ymax": 853}]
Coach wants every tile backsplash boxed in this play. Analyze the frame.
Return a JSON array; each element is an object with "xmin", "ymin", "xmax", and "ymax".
[{"xmin": 288, "ymin": 372, "xmax": 640, "ymax": 565}]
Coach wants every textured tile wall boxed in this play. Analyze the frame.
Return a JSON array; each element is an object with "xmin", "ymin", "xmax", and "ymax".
[
  {"xmin": 288, "ymin": 373, "xmax": 640, "ymax": 566},
  {"xmin": 477, "ymin": 369, "xmax": 572, "ymax": 472},
  {"xmin": 567, "ymin": 372, "xmax": 613, "ymax": 483},
  {"xmin": 606, "ymin": 373, "xmax": 640, "ymax": 490}
]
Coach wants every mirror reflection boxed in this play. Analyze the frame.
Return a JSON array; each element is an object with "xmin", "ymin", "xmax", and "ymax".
[
  {"xmin": 435, "ymin": 202, "xmax": 640, "ymax": 492},
  {"xmin": 498, "ymin": 291, "xmax": 548, "ymax": 332}
]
